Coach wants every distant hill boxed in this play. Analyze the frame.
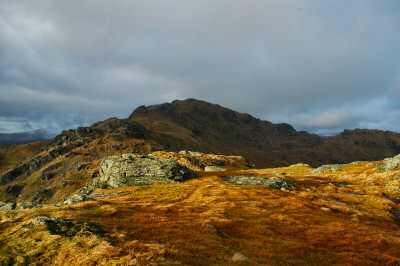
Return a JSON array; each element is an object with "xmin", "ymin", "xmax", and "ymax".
[{"xmin": 0, "ymin": 130, "xmax": 53, "ymax": 145}]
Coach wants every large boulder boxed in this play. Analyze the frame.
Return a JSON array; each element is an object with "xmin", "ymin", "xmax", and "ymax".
[
  {"xmin": 98, "ymin": 153, "xmax": 197, "ymax": 188},
  {"xmin": 379, "ymin": 154, "xmax": 400, "ymax": 172}
]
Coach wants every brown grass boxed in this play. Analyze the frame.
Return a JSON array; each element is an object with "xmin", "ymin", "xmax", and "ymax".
[{"xmin": 2, "ymin": 168, "xmax": 400, "ymax": 265}]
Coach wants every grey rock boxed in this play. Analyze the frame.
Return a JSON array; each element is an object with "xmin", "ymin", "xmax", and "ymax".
[
  {"xmin": 349, "ymin": 161, "xmax": 363, "ymax": 166},
  {"xmin": 290, "ymin": 163, "xmax": 310, "ymax": 167},
  {"xmin": 310, "ymin": 164, "xmax": 345, "ymax": 175},
  {"xmin": 31, "ymin": 216, "xmax": 105, "ymax": 237},
  {"xmin": 96, "ymin": 153, "xmax": 197, "ymax": 188},
  {"xmin": 0, "ymin": 201, "xmax": 16, "ymax": 210},
  {"xmin": 221, "ymin": 175, "xmax": 291, "ymax": 189},
  {"xmin": 15, "ymin": 202, "xmax": 36, "ymax": 210},
  {"xmin": 379, "ymin": 154, "xmax": 400, "ymax": 172},
  {"xmin": 204, "ymin": 166, "xmax": 226, "ymax": 171},
  {"xmin": 64, "ymin": 194, "xmax": 88, "ymax": 205}
]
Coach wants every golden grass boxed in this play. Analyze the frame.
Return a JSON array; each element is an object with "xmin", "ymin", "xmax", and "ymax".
[
  {"xmin": 2, "ymin": 170, "xmax": 400, "ymax": 265},
  {"xmin": 1, "ymin": 156, "xmax": 400, "ymax": 264}
]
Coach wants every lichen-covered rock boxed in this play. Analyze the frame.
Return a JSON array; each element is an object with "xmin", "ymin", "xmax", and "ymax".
[
  {"xmin": 15, "ymin": 202, "xmax": 36, "ymax": 210},
  {"xmin": 379, "ymin": 154, "xmax": 400, "ymax": 172},
  {"xmin": 221, "ymin": 176, "xmax": 291, "ymax": 189},
  {"xmin": 152, "ymin": 150, "xmax": 251, "ymax": 171},
  {"xmin": 97, "ymin": 153, "xmax": 197, "ymax": 188},
  {"xmin": 204, "ymin": 166, "xmax": 226, "ymax": 171},
  {"xmin": 31, "ymin": 216, "xmax": 105, "ymax": 237},
  {"xmin": 310, "ymin": 164, "xmax": 345, "ymax": 175},
  {"xmin": 0, "ymin": 201, "xmax": 16, "ymax": 210},
  {"xmin": 63, "ymin": 194, "xmax": 88, "ymax": 205},
  {"xmin": 290, "ymin": 163, "xmax": 310, "ymax": 167}
]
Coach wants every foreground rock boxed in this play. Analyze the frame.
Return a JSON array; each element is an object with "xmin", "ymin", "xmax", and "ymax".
[
  {"xmin": 379, "ymin": 154, "xmax": 400, "ymax": 172},
  {"xmin": 96, "ymin": 153, "xmax": 197, "ymax": 188},
  {"xmin": 30, "ymin": 216, "xmax": 105, "ymax": 237},
  {"xmin": 0, "ymin": 201, "xmax": 15, "ymax": 210},
  {"xmin": 221, "ymin": 176, "xmax": 291, "ymax": 189}
]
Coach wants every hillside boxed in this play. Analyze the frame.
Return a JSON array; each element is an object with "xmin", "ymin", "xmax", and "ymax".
[{"xmin": 1, "ymin": 154, "xmax": 400, "ymax": 264}]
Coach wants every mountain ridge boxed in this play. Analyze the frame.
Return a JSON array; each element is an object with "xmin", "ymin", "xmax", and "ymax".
[{"xmin": 129, "ymin": 98, "xmax": 400, "ymax": 167}]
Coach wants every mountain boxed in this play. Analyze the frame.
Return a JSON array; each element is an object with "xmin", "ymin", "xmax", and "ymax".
[{"xmin": 129, "ymin": 98, "xmax": 400, "ymax": 167}]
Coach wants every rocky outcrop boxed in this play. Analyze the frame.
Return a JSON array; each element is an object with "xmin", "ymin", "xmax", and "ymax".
[
  {"xmin": 31, "ymin": 216, "xmax": 105, "ymax": 237},
  {"xmin": 0, "ymin": 201, "xmax": 16, "ymax": 210},
  {"xmin": 379, "ymin": 154, "xmax": 400, "ymax": 172},
  {"xmin": 15, "ymin": 202, "xmax": 36, "ymax": 210},
  {"xmin": 221, "ymin": 176, "xmax": 291, "ymax": 189},
  {"xmin": 310, "ymin": 164, "xmax": 346, "ymax": 175},
  {"xmin": 151, "ymin": 150, "xmax": 251, "ymax": 171},
  {"xmin": 96, "ymin": 153, "xmax": 197, "ymax": 188}
]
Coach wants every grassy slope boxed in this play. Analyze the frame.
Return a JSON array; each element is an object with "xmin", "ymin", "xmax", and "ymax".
[
  {"xmin": 1, "ymin": 163, "xmax": 400, "ymax": 265},
  {"xmin": 0, "ymin": 141, "xmax": 49, "ymax": 174}
]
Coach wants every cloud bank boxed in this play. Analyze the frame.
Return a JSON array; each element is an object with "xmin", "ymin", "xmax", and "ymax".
[{"xmin": 0, "ymin": 0, "xmax": 399, "ymax": 135}]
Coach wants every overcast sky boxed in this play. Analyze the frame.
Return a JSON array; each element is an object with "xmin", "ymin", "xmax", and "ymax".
[{"xmin": 0, "ymin": 0, "xmax": 399, "ymax": 136}]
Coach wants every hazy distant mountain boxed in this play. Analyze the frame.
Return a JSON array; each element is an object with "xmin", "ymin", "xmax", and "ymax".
[{"xmin": 0, "ymin": 129, "xmax": 54, "ymax": 145}]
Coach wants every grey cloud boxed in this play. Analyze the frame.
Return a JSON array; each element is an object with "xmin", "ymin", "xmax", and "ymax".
[{"xmin": 0, "ymin": 0, "xmax": 399, "ymax": 135}]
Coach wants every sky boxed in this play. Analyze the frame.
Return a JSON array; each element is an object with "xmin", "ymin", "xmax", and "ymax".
[{"xmin": 0, "ymin": 0, "xmax": 399, "ymax": 136}]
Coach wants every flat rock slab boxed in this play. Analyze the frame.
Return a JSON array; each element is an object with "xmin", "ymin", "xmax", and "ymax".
[{"xmin": 221, "ymin": 175, "xmax": 291, "ymax": 189}]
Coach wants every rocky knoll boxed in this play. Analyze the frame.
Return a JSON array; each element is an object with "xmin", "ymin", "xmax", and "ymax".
[{"xmin": 96, "ymin": 153, "xmax": 197, "ymax": 188}]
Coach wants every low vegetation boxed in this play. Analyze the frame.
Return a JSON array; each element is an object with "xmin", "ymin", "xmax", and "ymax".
[{"xmin": 1, "ymin": 157, "xmax": 400, "ymax": 265}]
